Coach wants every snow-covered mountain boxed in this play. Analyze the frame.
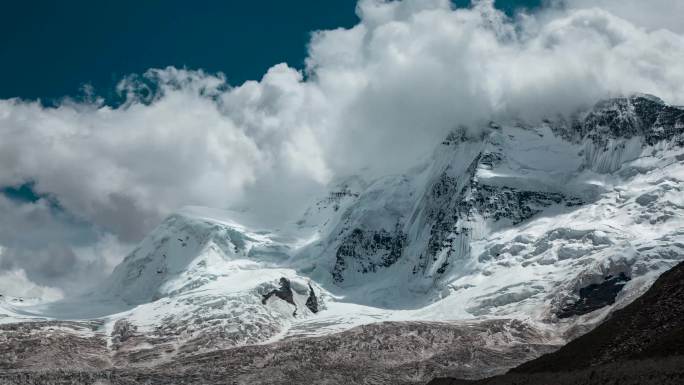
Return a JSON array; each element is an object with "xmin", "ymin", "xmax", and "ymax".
[{"xmin": 2, "ymin": 94, "xmax": 684, "ymax": 383}]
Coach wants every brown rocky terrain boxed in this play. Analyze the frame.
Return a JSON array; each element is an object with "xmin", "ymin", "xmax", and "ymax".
[{"xmin": 0, "ymin": 319, "xmax": 555, "ymax": 385}]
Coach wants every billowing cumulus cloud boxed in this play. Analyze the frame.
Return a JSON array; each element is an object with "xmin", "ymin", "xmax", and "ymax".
[{"xmin": 1, "ymin": 0, "xmax": 683, "ymax": 297}]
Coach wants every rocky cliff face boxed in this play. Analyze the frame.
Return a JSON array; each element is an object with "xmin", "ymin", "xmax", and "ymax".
[{"xmin": 567, "ymin": 95, "xmax": 684, "ymax": 146}]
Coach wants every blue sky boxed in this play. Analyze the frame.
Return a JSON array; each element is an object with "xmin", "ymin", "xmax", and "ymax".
[{"xmin": 1, "ymin": 0, "xmax": 540, "ymax": 102}]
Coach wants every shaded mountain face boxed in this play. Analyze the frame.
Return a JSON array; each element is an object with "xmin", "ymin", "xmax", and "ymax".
[
  {"xmin": 2, "ymin": 95, "xmax": 684, "ymax": 384},
  {"xmin": 429, "ymin": 260, "xmax": 684, "ymax": 385}
]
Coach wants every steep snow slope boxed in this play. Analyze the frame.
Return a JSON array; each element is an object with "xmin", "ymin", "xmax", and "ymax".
[{"xmin": 2, "ymin": 95, "xmax": 684, "ymax": 375}]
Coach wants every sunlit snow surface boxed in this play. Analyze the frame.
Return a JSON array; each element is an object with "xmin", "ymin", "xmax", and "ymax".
[{"xmin": 2, "ymin": 101, "xmax": 684, "ymax": 361}]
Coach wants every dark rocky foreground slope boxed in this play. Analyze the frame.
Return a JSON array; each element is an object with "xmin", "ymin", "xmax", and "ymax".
[{"xmin": 429, "ymin": 261, "xmax": 684, "ymax": 385}]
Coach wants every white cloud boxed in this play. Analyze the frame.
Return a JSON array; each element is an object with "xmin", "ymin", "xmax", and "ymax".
[
  {"xmin": 0, "ymin": 195, "xmax": 123, "ymax": 295},
  {"xmin": 559, "ymin": 0, "xmax": 684, "ymax": 34},
  {"xmin": 0, "ymin": 267, "xmax": 64, "ymax": 302},
  {"xmin": 1, "ymin": 0, "xmax": 683, "ymax": 294}
]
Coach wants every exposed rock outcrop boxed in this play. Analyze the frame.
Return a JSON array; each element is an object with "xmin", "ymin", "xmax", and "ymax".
[
  {"xmin": 557, "ymin": 272, "xmax": 631, "ymax": 318},
  {"xmin": 305, "ymin": 283, "xmax": 319, "ymax": 314}
]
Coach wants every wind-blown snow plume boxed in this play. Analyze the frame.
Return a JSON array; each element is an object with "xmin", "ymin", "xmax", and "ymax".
[{"xmin": 1, "ymin": 0, "xmax": 683, "ymax": 294}]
